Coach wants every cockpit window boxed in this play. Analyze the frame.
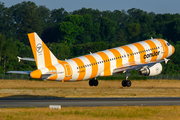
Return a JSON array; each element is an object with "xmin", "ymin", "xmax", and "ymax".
[{"xmin": 167, "ymin": 42, "xmax": 170, "ymax": 46}]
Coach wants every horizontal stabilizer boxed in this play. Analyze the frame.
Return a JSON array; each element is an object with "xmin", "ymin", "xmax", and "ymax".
[
  {"xmin": 6, "ymin": 71, "xmax": 32, "ymax": 74},
  {"xmin": 17, "ymin": 56, "xmax": 35, "ymax": 62}
]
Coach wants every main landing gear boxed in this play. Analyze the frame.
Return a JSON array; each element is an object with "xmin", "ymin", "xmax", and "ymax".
[
  {"xmin": 122, "ymin": 72, "xmax": 131, "ymax": 87},
  {"xmin": 89, "ymin": 78, "xmax": 98, "ymax": 86}
]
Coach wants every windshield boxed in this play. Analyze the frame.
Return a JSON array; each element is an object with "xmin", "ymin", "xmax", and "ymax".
[{"xmin": 167, "ymin": 42, "xmax": 170, "ymax": 46}]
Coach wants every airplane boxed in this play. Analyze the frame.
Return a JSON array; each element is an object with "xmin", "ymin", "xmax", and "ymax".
[{"xmin": 7, "ymin": 32, "xmax": 175, "ymax": 87}]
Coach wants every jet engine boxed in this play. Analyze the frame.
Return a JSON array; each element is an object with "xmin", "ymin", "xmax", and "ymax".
[{"xmin": 139, "ymin": 63, "xmax": 162, "ymax": 76}]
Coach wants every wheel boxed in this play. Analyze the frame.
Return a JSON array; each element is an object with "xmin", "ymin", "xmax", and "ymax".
[
  {"xmin": 94, "ymin": 80, "xmax": 98, "ymax": 86},
  {"xmin": 126, "ymin": 80, "xmax": 131, "ymax": 87},
  {"xmin": 122, "ymin": 80, "xmax": 126, "ymax": 87},
  {"xmin": 89, "ymin": 80, "xmax": 94, "ymax": 86}
]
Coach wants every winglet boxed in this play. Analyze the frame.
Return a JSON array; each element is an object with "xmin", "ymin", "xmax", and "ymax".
[
  {"xmin": 17, "ymin": 56, "xmax": 21, "ymax": 62},
  {"xmin": 164, "ymin": 58, "xmax": 170, "ymax": 64}
]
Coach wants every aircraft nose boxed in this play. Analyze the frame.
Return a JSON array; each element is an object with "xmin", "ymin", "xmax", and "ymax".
[{"xmin": 171, "ymin": 45, "xmax": 175, "ymax": 54}]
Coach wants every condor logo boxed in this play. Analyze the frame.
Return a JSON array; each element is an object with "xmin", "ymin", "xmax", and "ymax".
[
  {"xmin": 143, "ymin": 51, "xmax": 160, "ymax": 59},
  {"xmin": 36, "ymin": 43, "xmax": 43, "ymax": 53}
]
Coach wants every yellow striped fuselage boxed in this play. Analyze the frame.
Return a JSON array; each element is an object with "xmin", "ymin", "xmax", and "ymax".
[{"xmin": 30, "ymin": 39, "xmax": 175, "ymax": 81}]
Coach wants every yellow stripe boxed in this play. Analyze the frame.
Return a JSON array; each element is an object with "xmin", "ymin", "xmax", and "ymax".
[
  {"xmin": 84, "ymin": 55, "xmax": 98, "ymax": 79},
  {"xmin": 72, "ymin": 58, "xmax": 86, "ymax": 81},
  {"xmin": 42, "ymin": 42, "xmax": 52, "ymax": 67},
  {"xmin": 42, "ymin": 42, "xmax": 57, "ymax": 80},
  {"xmin": 172, "ymin": 45, "xmax": 175, "ymax": 54},
  {"xmin": 28, "ymin": 33, "xmax": 38, "ymax": 67},
  {"xmin": 108, "ymin": 49, "xmax": 122, "ymax": 67},
  {"xmin": 97, "ymin": 52, "xmax": 111, "ymax": 76},
  {"xmin": 144, "ymin": 40, "xmax": 158, "ymax": 62},
  {"xmin": 121, "ymin": 46, "xmax": 135, "ymax": 65},
  {"xmin": 133, "ymin": 43, "xmax": 146, "ymax": 64},
  {"xmin": 157, "ymin": 39, "xmax": 169, "ymax": 59}
]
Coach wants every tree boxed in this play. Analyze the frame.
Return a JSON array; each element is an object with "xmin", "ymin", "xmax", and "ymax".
[
  {"xmin": 10, "ymin": 1, "xmax": 43, "ymax": 44},
  {"xmin": 127, "ymin": 22, "xmax": 141, "ymax": 41},
  {"xmin": 51, "ymin": 8, "xmax": 68, "ymax": 24},
  {"xmin": 77, "ymin": 14, "xmax": 93, "ymax": 43},
  {"xmin": 2, "ymin": 38, "xmax": 18, "ymax": 72},
  {"xmin": 58, "ymin": 15, "xmax": 84, "ymax": 45},
  {"xmin": 48, "ymin": 43, "xmax": 71, "ymax": 60},
  {"xmin": 37, "ymin": 5, "xmax": 52, "ymax": 29},
  {"xmin": 100, "ymin": 17, "xmax": 116, "ymax": 42},
  {"xmin": 0, "ymin": 34, "xmax": 5, "ymax": 58},
  {"xmin": 0, "ymin": 2, "xmax": 15, "ymax": 38}
]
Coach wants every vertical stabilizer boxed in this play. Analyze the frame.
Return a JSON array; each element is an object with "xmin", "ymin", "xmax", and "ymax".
[{"xmin": 28, "ymin": 32, "xmax": 58, "ymax": 69}]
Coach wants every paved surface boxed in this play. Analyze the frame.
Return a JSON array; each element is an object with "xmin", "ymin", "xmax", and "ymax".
[{"xmin": 0, "ymin": 97, "xmax": 180, "ymax": 108}]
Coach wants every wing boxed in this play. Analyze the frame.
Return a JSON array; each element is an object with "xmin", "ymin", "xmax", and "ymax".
[{"xmin": 113, "ymin": 58, "xmax": 169, "ymax": 74}]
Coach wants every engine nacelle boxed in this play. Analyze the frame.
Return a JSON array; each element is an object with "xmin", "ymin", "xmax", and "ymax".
[{"xmin": 139, "ymin": 63, "xmax": 162, "ymax": 76}]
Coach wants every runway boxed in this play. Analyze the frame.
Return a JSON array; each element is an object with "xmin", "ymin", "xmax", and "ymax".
[{"xmin": 0, "ymin": 97, "xmax": 180, "ymax": 108}]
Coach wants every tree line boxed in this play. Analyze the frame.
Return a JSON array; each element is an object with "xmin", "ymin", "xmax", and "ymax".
[{"xmin": 0, "ymin": 1, "xmax": 179, "ymax": 74}]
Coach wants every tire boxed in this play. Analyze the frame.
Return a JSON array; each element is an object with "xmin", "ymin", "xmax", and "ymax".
[
  {"xmin": 126, "ymin": 80, "xmax": 131, "ymax": 87},
  {"xmin": 94, "ymin": 80, "xmax": 98, "ymax": 86},
  {"xmin": 89, "ymin": 80, "xmax": 94, "ymax": 86},
  {"xmin": 122, "ymin": 80, "xmax": 126, "ymax": 87}
]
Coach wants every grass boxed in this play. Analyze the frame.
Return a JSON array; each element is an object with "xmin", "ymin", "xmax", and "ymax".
[
  {"xmin": 0, "ymin": 80, "xmax": 180, "ymax": 120},
  {"xmin": 0, "ymin": 79, "xmax": 180, "ymax": 98},
  {"xmin": 0, "ymin": 106, "xmax": 180, "ymax": 120}
]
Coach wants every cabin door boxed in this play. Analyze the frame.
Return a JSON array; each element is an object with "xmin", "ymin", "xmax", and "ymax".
[{"xmin": 64, "ymin": 64, "xmax": 72, "ymax": 77}]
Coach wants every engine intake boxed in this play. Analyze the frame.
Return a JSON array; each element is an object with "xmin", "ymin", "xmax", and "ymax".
[{"xmin": 139, "ymin": 63, "xmax": 162, "ymax": 76}]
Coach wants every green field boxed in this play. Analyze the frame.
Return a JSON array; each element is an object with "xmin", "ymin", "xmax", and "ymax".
[
  {"xmin": 1, "ymin": 79, "xmax": 180, "ymax": 120},
  {"xmin": 0, "ymin": 79, "xmax": 180, "ymax": 98},
  {"xmin": 0, "ymin": 106, "xmax": 180, "ymax": 120}
]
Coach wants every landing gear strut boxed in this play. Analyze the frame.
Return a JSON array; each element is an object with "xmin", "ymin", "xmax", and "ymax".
[
  {"xmin": 122, "ymin": 72, "xmax": 131, "ymax": 87},
  {"xmin": 89, "ymin": 78, "xmax": 98, "ymax": 86}
]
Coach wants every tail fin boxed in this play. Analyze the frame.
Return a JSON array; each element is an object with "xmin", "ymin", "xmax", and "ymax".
[{"xmin": 28, "ymin": 32, "xmax": 58, "ymax": 69}]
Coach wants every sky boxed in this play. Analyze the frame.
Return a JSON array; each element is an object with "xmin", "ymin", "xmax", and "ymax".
[{"xmin": 1, "ymin": 0, "xmax": 180, "ymax": 14}]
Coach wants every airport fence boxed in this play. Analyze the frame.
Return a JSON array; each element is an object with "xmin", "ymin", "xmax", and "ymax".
[
  {"xmin": 0, "ymin": 74, "xmax": 29, "ymax": 80},
  {"xmin": 0, "ymin": 74, "xmax": 180, "ymax": 80}
]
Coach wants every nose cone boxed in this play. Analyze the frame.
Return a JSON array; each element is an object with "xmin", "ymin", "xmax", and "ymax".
[{"xmin": 171, "ymin": 45, "xmax": 175, "ymax": 54}]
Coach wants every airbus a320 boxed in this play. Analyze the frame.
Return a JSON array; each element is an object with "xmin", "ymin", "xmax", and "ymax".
[{"xmin": 7, "ymin": 32, "xmax": 175, "ymax": 87}]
